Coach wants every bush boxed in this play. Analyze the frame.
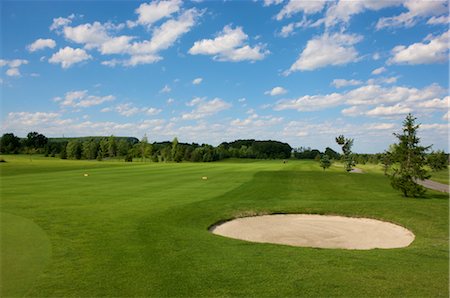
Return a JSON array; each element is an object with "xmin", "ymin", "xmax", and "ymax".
[{"xmin": 125, "ymin": 155, "xmax": 133, "ymax": 162}]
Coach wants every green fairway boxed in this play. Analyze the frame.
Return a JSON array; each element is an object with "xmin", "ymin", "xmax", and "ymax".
[
  {"xmin": 1, "ymin": 155, "xmax": 448, "ymax": 297},
  {"xmin": 429, "ymin": 168, "xmax": 450, "ymax": 185}
]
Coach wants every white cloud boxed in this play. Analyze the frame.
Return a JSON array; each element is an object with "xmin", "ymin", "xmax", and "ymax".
[
  {"xmin": 0, "ymin": 59, "xmax": 28, "ymax": 68},
  {"xmin": 160, "ymin": 85, "xmax": 171, "ymax": 93},
  {"xmin": 144, "ymin": 107, "xmax": 162, "ymax": 115},
  {"xmin": 54, "ymin": 7, "xmax": 200, "ymax": 67},
  {"xmin": 417, "ymin": 96, "xmax": 449, "ymax": 109},
  {"xmin": 49, "ymin": 47, "xmax": 92, "ymax": 68},
  {"xmin": 331, "ymin": 79, "xmax": 363, "ymax": 88},
  {"xmin": 265, "ymin": 86, "xmax": 287, "ymax": 96},
  {"xmin": 192, "ymin": 77, "xmax": 203, "ymax": 85},
  {"xmin": 189, "ymin": 25, "xmax": 268, "ymax": 62},
  {"xmin": 103, "ymin": 103, "xmax": 162, "ymax": 117},
  {"xmin": 167, "ymin": 98, "xmax": 175, "ymax": 104},
  {"xmin": 366, "ymin": 104, "xmax": 413, "ymax": 117},
  {"xmin": 6, "ymin": 68, "xmax": 20, "ymax": 77},
  {"xmin": 231, "ymin": 113, "xmax": 283, "ymax": 127},
  {"xmin": 143, "ymin": 8, "xmax": 199, "ymax": 52},
  {"xmin": 0, "ymin": 59, "xmax": 29, "ymax": 77},
  {"xmin": 27, "ymin": 38, "xmax": 56, "ymax": 52},
  {"xmin": 181, "ymin": 97, "xmax": 231, "ymax": 120},
  {"xmin": 124, "ymin": 54, "xmax": 162, "ymax": 66},
  {"xmin": 372, "ymin": 52, "xmax": 381, "ymax": 60},
  {"xmin": 377, "ymin": 0, "xmax": 448, "ymax": 29},
  {"xmin": 127, "ymin": 8, "xmax": 200, "ymax": 65},
  {"xmin": 114, "ymin": 103, "xmax": 140, "ymax": 116},
  {"xmin": 389, "ymin": 30, "xmax": 449, "ymax": 65},
  {"xmin": 2, "ymin": 112, "xmax": 71, "ymax": 129},
  {"xmin": 279, "ymin": 23, "xmax": 295, "ymax": 38},
  {"xmin": 263, "ymin": 0, "xmax": 283, "ymax": 6},
  {"xmin": 286, "ymin": 32, "xmax": 362, "ymax": 73},
  {"xmin": 366, "ymin": 76, "xmax": 398, "ymax": 85},
  {"xmin": 100, "ymin": 36, "xmax": 135, "ymax": 55},
  {"xmin": 320, "ymin": 1, "xmax": 400, "ymax": 28},
  {"xmin": 50, "ymin": 14, "xmax": 75, "ymax": 31},
  {"xmin": 56, "ymin": 90, "xmax": 115, "ymax": 108},
  {"xmin": 372, "ymin": 66, "xmax": 387, "ymax": 75},
  {"xmin": 275, "ymin": 93, "xmax": 344, "ymax": 112},
  {"xmin": 275, "ymin": 82, "xmax": 446, "ymax": 116},
  {"xmin": 63, "ymin": 21, "xmax": 111, "ymax": 49},
  {"xmin": 365, "ymin": 123, "xmax": 396, "ymax": 130},
  {"xmin": 133, "ymin": 0, "xmax": 182, "ymax": 26},
  {"xmin": 427, "ymin": 15, "xmax": 449, "ymax": 25},
  {"xmin": 101, "ymin": 59, "xmax": 120, "ymax": 67},
  {"xmin": 276, "ymin": 0, "xmax": 327, "ymax": 20},
  {"xmin": 443, "ymin": 111, "xmax": 449, "ymax": 121}
]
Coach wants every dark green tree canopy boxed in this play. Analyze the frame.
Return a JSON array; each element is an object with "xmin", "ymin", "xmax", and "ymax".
[{"xmin": 387, "ymin": 114, "xmax": 431, "ymax": 197}]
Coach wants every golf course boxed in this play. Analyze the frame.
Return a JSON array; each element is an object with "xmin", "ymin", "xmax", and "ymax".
[{"xmin": 1, "ymin": 155, "xmax": 448, "ymax": 297}]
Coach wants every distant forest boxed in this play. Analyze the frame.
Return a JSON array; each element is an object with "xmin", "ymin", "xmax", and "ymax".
[{"xmin": 0, "ymin": 131, "xmax": 394, "ymax": 164}]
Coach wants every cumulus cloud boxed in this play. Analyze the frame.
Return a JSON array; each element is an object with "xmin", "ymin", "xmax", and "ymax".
[
  {"xmin": 265, "ymin": 86, "xmax": 287, "ymax": 96},
  {"xmin": 27, "ymin": 38, "xmax": 56, "ymax": 52},
  {"xmin": 275, "ymin": 82, "xmax": 446, "ymax": 117},
  {"xmin": 132, "ymin": 0, "xmax": 182, "ymax": 27},
  {"xmin": 376, "ymin": 0, "xmax": 448, "ymax": 29},
  {"xmin": 126, "ymin": 8, "xmax": 201, "ymax": 65},
  {"xmin": 321, "ymin": 1, "xmax": 401, "ymax": 28},
  {"xmin": 192, "ymin": 77, "xmax": 203, "ymax": 85},
  {"xmin": 48, "ymin": 47, "xmax": 92, "ymax": 68},
  {"xmin": 417, "ymin": 96, "xmax": 449, "ymax": 109},
  {"xmin": 389, "ymin": 30, "xmax": 449, "ymax": 65},
  {"xmin": 102, "ymin": 103, "xmax": 162, "ymax": 116},
  {"xmin": 366, "ymin": 104, "xmax": 412, "ymax": 117},
  {"xmin": 371, "ymin": 66, "xmax": 387, "ymax": 75},
  {"xmin": 53, "ymin": 6, "xmax": 200, "ymax": 67},
  {"xmin": 0, "ymin": 59, "xmax": 29, "ymax": 77},
  {"xmin": 276, "ymin": 0, "xmax": 327, "ymax": 20},
  {"xmin": 286, "ymin": 32, "xmax": 362, "ymax": 73},
  {"xmin": 331, "ymin": 79, "xmax": 363, "ymax": 88},
  {"xmin": 279, "ymin": 23, "xmax": 295, "ymax": 38},
  {"xmin": 54, "ymin": 90, "xmax": 115, "ymax": 108},
  {"xmin": 189, "ymin": 25, "xmax": 269, "ymax": 62},
  {"xmin": 181, "ymin": 97, "xmax": 231, "ymax": 120},
  {"xmin": 231, "ymin": 113, "xmax": 283, "ymax": 127},
  {"xmin": 50, "ymin": 14, "xmax": 75, "ymax": 31}
]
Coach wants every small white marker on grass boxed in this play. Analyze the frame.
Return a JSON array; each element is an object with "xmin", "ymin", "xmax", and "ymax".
[
  {"xmin": 84, "ymin": 173, "xmax": 89, "ymax": 177},
  {"xmin": 202, "ymin": 176, "xmax": 208, "ymax": 180}
]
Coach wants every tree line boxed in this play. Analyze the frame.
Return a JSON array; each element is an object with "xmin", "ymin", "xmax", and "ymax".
[{"xmin": 0, "ymin": 133, "xmax": 296, "ymax": 162}]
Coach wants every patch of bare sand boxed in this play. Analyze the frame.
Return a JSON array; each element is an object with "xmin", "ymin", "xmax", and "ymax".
[{"xmin": 211, "ymin": 214, "xmax": 415, "ymax": 250}]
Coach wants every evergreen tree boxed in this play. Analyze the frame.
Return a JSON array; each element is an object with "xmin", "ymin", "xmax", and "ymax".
[
  {"xmin": 427, "ymin": 150, "xmax": 448, "ymax": 171},
  {"xmin": 388, "ymin": 114, "xmax": 430, "ymax": 197},
  {"xmin": 320, "ymin": 154, "xmax": 331, "ymax": 170},
  {"xmin": 335, "ymin": 135, "xmax": 355, "ymax": 172},
  {"xmin": 171, "ymin": 137, "xmax": 179, "ymax": 161}
]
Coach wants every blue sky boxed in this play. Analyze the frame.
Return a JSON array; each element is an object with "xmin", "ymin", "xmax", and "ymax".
[{"xmin": 1, "ymin": 0, "xmax": 448, "ymax": 153}]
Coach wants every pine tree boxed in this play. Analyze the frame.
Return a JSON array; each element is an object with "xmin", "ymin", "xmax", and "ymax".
[
  {"xmin": 320, "ymin": 154, "xmax": 331, "ymax": 170},
  {"xmin": 388, "ymin": 114, "xmax": 431, "ymax": 197},
  {"xmin": 335, "ymin": 135, "xmax": 355, "ymax": 172}
]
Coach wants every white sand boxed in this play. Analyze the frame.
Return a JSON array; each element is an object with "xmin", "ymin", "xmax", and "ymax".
[{"xmin": 211, "ymin": 214, "xmax": 415, "ymax": 250}]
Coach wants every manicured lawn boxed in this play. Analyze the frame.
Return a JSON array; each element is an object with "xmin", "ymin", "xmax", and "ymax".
[
  {"xmin": 1, "ymin": 156, "xmax": 448, "ymax": 297},
  {"xmin": 429, "ymin": 168, "xmax": 449, "ymax": 185}
]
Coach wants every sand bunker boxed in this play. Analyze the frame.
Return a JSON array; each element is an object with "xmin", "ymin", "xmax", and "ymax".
[{"xmin": 211, "ymin": 214, "xmax": 415, "ymax": 250}]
